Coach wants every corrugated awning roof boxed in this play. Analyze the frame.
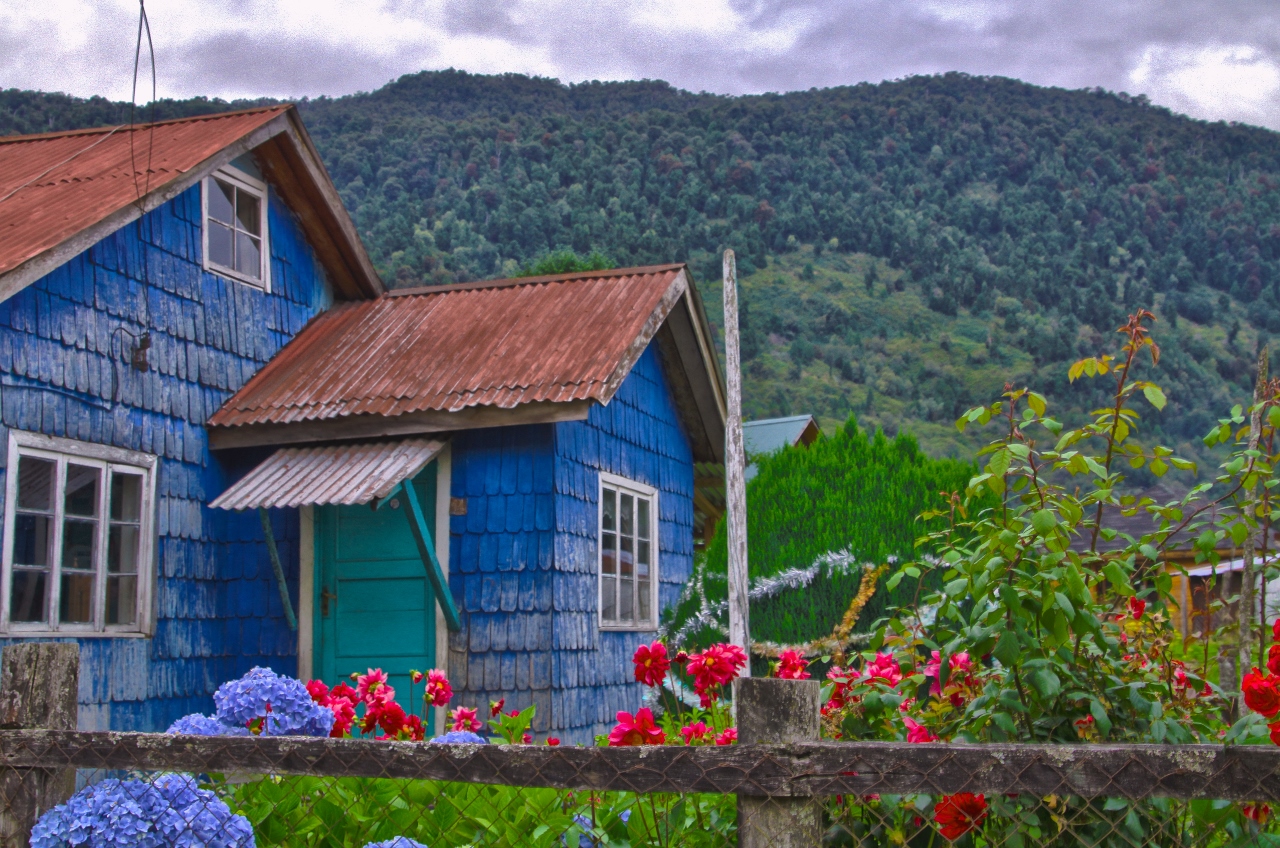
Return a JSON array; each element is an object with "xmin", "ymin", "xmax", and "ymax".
[{"xmin": 210, "ymin": 438, "xmax": 443, "ymax": 510}]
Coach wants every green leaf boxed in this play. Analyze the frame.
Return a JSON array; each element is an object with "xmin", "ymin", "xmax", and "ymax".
[
  {"xmin": 1027, "ymin": 392, "xmax": 1047, "ymax": 417},
  {"xmin": 992, "ymin": 630, "xmax": 1020, "ymax": 667},
  {"xmin": 1031, "ymin": 509, "xmax": 1057, "ymax": 535},
  {"xmin": 1054, "ymin": 591, "xmax": 1075, "ymax": 621},
  {"xmin": 1030, "ymin": 667, "xmax": 1061, "ymax": 699},
  {"xmin": 1143, "ymin": 384, "xmax": 1167, "ymax": 410},
  {"xmin": 1102, "ymin": 561, "xmax": 1133, "ymax": 594},
  {"xmin": 945, "ymin": 578, "xmax": 968, "ymax": 599},
  {"xmin": 1090, "ymin": 698, "xmax": 1112, "ymax": 737},
  {"xmin": 1150, "ymin": 457, "xmax": 1168, "ymax": 477}
]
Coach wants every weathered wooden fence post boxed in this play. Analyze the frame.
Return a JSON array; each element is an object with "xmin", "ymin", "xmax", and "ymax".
[
  {"xmin": 0, "ymin": 643, "xmax": 79, "ymax": 848},
  {"xmin": 734, "ymin": 677, "xmax": 821, "ymax": 848}
]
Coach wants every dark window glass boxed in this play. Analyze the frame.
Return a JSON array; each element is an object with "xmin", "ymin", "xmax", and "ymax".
[
  {"xmin": 59, "ymin": 572, "xmax": 93, "ymax": 624},
  {"xmin": 17, "ymin": 457, "xmax": 54, "ymax": 511},
  {"xmin": 9, "ymin": 571, "xmax": 46, "ymax": 622},
  {"xmin": 236, "ymin": 189, "xmax": 260, "ymax": 235},
  {"xmin": 209, "ymin": 178, "xmax": 235, "ymax": 224},
  {"xmin": 64, "ymin": 464, "xmax": 99, "ymax": 516},
  {"xmin": 111, "ymin": 474, "xmax": 142, "ymax": 522}
]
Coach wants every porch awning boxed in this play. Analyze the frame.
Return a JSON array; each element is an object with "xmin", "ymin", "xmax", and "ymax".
[{"xmin": 210, "ymin": 438, "xmax": 445, "ymax": 510}]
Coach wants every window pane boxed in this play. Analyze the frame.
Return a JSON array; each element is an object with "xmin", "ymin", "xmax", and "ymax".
[
  {"xmin": 62, "ymin": 519, "xmax": 96, "ymax": 571},
  {"xmin": 638, "ymin": 579, "xmax": 651, "ymax": 623},
  {"xmin": 601, "ymin": 532, "xmax": 616, "ymax": 575},
  {"xmin": 17, "ymin": 457, "xmax": 54, "ymax": 511},
  {"xmin": 209, "ymin": 178, "xmax": 235, "ymax": 224},
  {"xmin": 637, "ymin": 499, "xmax": 650, "ymax": 540},
  {"xmin": 602, "ymin": 489, "xmax": 616, "ymax": 531},
  {"xmin": 601, "ymin": 576, "xmax": 616, "ymax": 622},
  {"xmin": 208, "ymin": 221, "xmax": 234, "ymax": 269},
  {"xmin": 64, "ymin": 464, "xmax": 100, "ymax": 516},
  {"xmin": 236, "ymin": 233, "xmax": 261, "ymax": 280},
  {"xmin": 619, "ymin": 571, "xmax": 634, "ymax": 622},
  {"xmin": 620, "ymin": 535, "xmax": 634, "ymax": 621},
  {"xmin": 235, "ymin": 189, "xmax": 261, "ymax": 235},
  {"xmin": 111, "ymin": 473, "xmax": 143, "ymax": 522},
  {"xmin": 59, "ymin": 572, "xmax": 94, "ymax": 624},
  {"xmin": 106, "ymin": 575, "xmax": 137, "ymax": 626},
  {"xmin": 13, "ymin": 513, "xmax": 51, "ymax": 567},
  {"xmin": 108, "ymin": 525, "xmax": 139, "ymax": 574},
  {"xmin": 621, "ymin": 494, "xmax": 633, "ymax": 537},
  {"xmin": 9, "ymin": 570, "xmax": 47, "ymax": 622}
]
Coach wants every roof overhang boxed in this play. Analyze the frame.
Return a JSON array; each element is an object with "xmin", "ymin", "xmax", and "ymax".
[
  {"xmin": 0, "ymin": 107, "xmax": 383, "ymax": 302},
  {"xmin": 210, "ymin": 438, "xmax": 443, "ymax": 510}
]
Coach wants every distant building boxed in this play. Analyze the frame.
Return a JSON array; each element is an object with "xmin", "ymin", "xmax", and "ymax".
[{"xmin": 743, "ymin": 414, "xmax": 820, "ymax": 480}]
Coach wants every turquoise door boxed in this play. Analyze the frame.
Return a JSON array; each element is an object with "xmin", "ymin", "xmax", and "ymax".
[{"xmin": 315, "ymin": 463, "xmax": 437, "ymax": 727}]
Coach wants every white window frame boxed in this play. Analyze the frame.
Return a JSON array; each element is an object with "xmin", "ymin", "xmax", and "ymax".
[
  {"xmin": 1, "ymin": 431, "xmax": 157, "ymax": 636},
  {"xmin": 597, "ymin": 471, "xmax": 659, "ymax": 631},
  {"xmin": 202, "ymin": 165, "xmax": 271, "ymax": 292}
]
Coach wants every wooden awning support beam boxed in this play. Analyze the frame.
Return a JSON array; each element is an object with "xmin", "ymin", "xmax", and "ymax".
[
  {"xmin": 377, "ymin": 482, "xmax": 462, "ymax": 632},
  {"xmin": 257, "ymin": 508, "xmax": 298, "ymax": 632}
]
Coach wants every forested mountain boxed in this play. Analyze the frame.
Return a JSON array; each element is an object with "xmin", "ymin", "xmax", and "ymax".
[{"xmin": 5, "ymin": 71, "xmax": 1279, "ymax": 463}]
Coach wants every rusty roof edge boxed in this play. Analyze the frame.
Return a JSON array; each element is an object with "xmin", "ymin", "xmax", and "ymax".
[
  {"xmin": 0, "ymin": 105, "xmax": 291, "ymax": 146},
  {"xmin": 0, "ymin": 109, "xmax": 293, "ymax": 301},
  {"xmin": 385, "ymin": 263, "xmax": 687, "ymax": 298}
]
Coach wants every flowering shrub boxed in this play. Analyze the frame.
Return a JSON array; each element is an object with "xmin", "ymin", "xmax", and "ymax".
[
  {"xmin": 429, "ymin": 730, "xmax": 487, "ymax": 744},
  {"xmin": 608, "ymin": 640, "xmax": 745, "ymax": 748},
  {"xmin": 168, "ymin": 667, "xmax": 332, "ymax": 738},
  {"xmin": 31, "ymin": 774, "xmax": 253, "ymax": 848}
]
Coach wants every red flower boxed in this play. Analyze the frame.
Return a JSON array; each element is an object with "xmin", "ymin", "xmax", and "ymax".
[
  {"xmin": 714, "ymin": 727, "xmax": 737, "ymax": 746},
  {"xmin": 681, "ymin": 721, "xmax": 711, "ymax": 745},
  {"xmin": 410, "ymin": 670, "xmax": 425, "ymax": 684},
  {"xmin": 329, "ymin": 682, "xmax": 358, "ymax": 706},
  {"xmin": 355, "ymin": 668, "xmax": 391, "ymax": 704},
  {"xmin": 934, "ymin": 793, "xmax": 988, "ymax": 841},
  {"xmin": 1269, "ymin": 722, "xmax": 1280, "ymax": 747},
  {"xmin": 490, "ymin": 698, "xmax": 505, "ymax": 717},
  {"xmin": 306, "ymin": 679, "xmax": 330, "ymax": 705},
  {"xmin": 862, "ymin": 652, "xmax": 903, "ymax": 687},
  {"xmin": 423, "ymin": 670, "xmax": 452, "ymax": 707},
  {"xmin": 904, "ymin": 716, "xmax": 938, "ymax": 744},
  {"xmin": 1128, "ymin": 596, "xmax": 1146, "ymax": 620},
  {"xmin": 547, "ymin": 737, "xmax": 560, "ymax": 746},
  {"xmin": 1268, "ymin": 645, "xmax": 1280, "ymax": 678},
  {"xmin": 633, "ymin": 641, "xmax": 672, "ymax": 687},
  {"xmin": 328, "ymin": 699, "xmax": 355, "ymax": 737},
  {"xmin": 686, "ymin": 643, "xmax": 748, "ymax": 700},
  {"xmin": 522, "ymin": 733, "xmax": 532, "ymax": 744},
  {"xmin": 450, "ymin": 706, "xmax": 483, "ymax": 733},
  {"xmin": 674, "ymin": 650, "xmax": 689, "ymax": 664},
  {"xmin": 1244, "ymin": 803, "xmax": 1272, "ymax": 824},
  {"xmin": 775, "ymin": 649, "xmax": 810, "ymax": 680},
  {"xmin": 1274, "ymin": 619, "xmax": 1280, "ymax": 642},
  {"xmin": 1243, "ymin": 669, "xmax": 1280, "ymax": 718},
  {"xmin": 608, "ymin": 708, "xmax": 666, "ymax": 746},
  {"xmin": 405, "ymin": 714, "xmax": 425, "ymax": 742}
]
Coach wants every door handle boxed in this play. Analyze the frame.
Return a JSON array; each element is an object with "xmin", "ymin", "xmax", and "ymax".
[{"xmin": 321, "ymin": 588, "xmax": 336, "ymax": 617}]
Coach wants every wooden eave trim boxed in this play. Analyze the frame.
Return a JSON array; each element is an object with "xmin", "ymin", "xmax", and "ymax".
[
  {"xmin": 208, "ymin": 399, "xmax": 593, "ymax": 450},
  {"xmin": 598, "ymin": 270, "xmax": 689, "ymax": 404},
  {"xmin": 0, "ymin": 113, "xmax": 293, "ymax": 304}
]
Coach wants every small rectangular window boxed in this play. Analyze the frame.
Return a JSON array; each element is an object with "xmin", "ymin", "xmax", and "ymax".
[
  {"xmin": 599, "ymin": 473, "xmax": 658, "ymax": 630},
  {"xmin": 3, "ymin": 433, "xmax": 155, "ymax": 634},
  {"xmin": 203, "ymin": 166, "xmax": 269, "ymax": 290}
]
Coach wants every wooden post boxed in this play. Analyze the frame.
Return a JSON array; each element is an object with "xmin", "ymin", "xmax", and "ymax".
[
  {"xmin": 734, "ymin": 677, "xmax": 821, "ymax": 848},
  {"xmin": 723, "ymin": 249, "xmax": 750, "ymax": 666},
  {"xmin": 0, "ymin": 643, "xmax": 79, "ymax": 848},
  {"xmin": 1241, "ymin": 344, "xmax": 1270, "ymax": 679}
]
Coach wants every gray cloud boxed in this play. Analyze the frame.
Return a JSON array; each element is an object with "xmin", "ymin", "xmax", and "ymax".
[{"xmin": 5, "ymin": 0, "xmax": 1280, "ymax": 129}]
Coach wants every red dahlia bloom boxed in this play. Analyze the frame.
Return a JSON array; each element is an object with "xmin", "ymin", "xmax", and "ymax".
[
  {"xmin": 1268, "ymin": 645, "xmax": 1280, "ymax": 678},
  {"xmin": 423, "ymin": 669, "xmax": 452, "ymax": 707},
  {"xmin": 608, "ymin": 708, "xmax": 666, "ymax": 746},
  {"xmin": 775, "ymin": 649, "xmax": 810, "ymax": 680},
  {"xmin": 355, "ymin": 668, "xmax": 390, "ymax": 704},
  {"xmin": 306, "ymin": 679, "xmax": 330, "ymax": 705},
  {"xmin": 450, "ymin": 706, "xmax": 484, "ymax": 733},
  {"xmin": 405, "ymin": 714, "xmax": 425, "ymax": 742},
  {"xmin": 329, "ymin": 682, "xmax": 358, "ymax": 706},
  {"xmin": 1243, "ymin": 668, "xmax": 1280, "ymax": 718},
  {"xmin": 714, "ymin": 727, "xmax": 737, "ymax": 746},
  {"xmin": 681, "ymin": 721, "xmax": 711, "ymax": 745},
  {"xmin": 490, "ymin": 698, "xmax": 505, "ymax": 717},
  {"xmin": 410, "ymin": 670, "xmax": 425, "ymax": 684},
  {"xmin": 633, "ymin": 641, "xmax": 672, "ymax": 687},
  {"xmin": 687, "ymin": 643, "xmax": 748, "ymax": 693},
  {"xmin": 934, "ymin": 793, "xmax": 988, "ymax": 841},
  {"xmin": 328, "ymin": 699, "xmax": 355, "ymax": 737},
  {"xmin": 904, "ymin": 716, "xmax": 938, "ymax": 744},
  {"xmin": 547, "ymin": 737, "xmax": 560, "ymax": 746},
  {"xmin": 1274, "ymin": 619, "xmax": 1280, "ymax": 642},
  {"xmin": 522, "ymin": 733, "xmax": 532, "ymax": 744},
  {"xmin": 862, "ymin": 652, "xmax": 903, "ymax": 687}
]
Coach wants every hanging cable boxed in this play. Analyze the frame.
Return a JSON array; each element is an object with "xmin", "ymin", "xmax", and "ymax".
[{"xmin": 129, "ymin": 0, "xmax": 157, "ymax": 209}]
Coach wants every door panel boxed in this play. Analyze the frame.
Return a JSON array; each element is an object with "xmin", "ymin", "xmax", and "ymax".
[{"xmin": 315, "ymin": 463, "xmax": 437, "ymax": 731}]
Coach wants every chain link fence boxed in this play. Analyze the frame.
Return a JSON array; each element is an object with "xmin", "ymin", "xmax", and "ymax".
[{"xmin": 4, "ymin": 730, "xmax": 1280, "ymax": 847}]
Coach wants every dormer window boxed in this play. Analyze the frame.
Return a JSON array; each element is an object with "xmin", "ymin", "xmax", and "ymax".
[{"xmin": 203, "ymin": 166, "xmax": 269, "ymax": 290}]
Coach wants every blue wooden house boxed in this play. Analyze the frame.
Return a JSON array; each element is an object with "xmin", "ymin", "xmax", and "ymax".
[{"xmin": 0, "ymin": 107, "xmax": 726, "ymax": 742}]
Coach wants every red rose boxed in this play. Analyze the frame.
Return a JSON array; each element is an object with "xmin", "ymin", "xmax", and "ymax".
[
  {"xmin": 1243, "ymin": 669, "xmax": 1280, "ymax": 718},
  {"xmin": 1268, "ymin": 645, "xmax": 1280, "ymax": 678},
  {"xmin": 934, "ymin": 793, "xmax": 988, "ymax": 841}
]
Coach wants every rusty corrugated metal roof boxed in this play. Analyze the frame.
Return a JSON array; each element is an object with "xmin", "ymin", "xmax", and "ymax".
[
  {"xmin": 209, "ymin": 264, "xmax": 690, "ymax": 429},
  {"xmin": 210, "ymin": 438, "xmax": 444, "ymax": 510},
  {"xmin": 0, "ymin": 107, "xmax": 288, "ymax": 279}
]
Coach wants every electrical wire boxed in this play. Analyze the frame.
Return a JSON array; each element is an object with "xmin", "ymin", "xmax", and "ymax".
[{"xmin": 129, "ymin": 0, "xmax": 157, "ymax": 209}]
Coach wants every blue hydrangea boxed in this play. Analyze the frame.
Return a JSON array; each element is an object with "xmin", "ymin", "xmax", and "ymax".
[
  {"xmin": 31, "ymin": 774, "xmax": 254, "ymax": 848},
  {"xmin": 363, "ymin": 840, "xmax": 428, "ymax": 848},
  {"xmin": 428, "ymin": 731, "xmax": 487, "ymax": 744},
  {"xmin": 167, "ymin": 714, "xmax": 249, "ymax": 737},
  {"xmin": 211, "ymin": 667, "xmax": 334, "ymax": 737}
]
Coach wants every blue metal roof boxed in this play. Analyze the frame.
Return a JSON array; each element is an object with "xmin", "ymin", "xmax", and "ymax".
[{"xmin": 742, "ymin": 414, "xmax": 817, "ymax": 456}]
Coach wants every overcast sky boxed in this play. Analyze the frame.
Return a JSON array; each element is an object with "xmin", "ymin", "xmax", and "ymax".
[{"xmin": 5, "ymin": 0, "xmax": 1280, "ymax": 130}]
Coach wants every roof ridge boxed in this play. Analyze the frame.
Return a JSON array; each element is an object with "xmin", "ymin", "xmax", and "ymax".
[
  {"xmin": 0, "ymin": 104, "xmax": 291, "ymax": 146},
  {"xmin": 385, "ymin": 263, "xmax": 687, "ymax": 298}
]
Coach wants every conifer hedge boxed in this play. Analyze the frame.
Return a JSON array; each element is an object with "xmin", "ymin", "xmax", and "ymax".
[{"xmin": 668, "ymin": 418, "xmax": 980, "ymax": 650}]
